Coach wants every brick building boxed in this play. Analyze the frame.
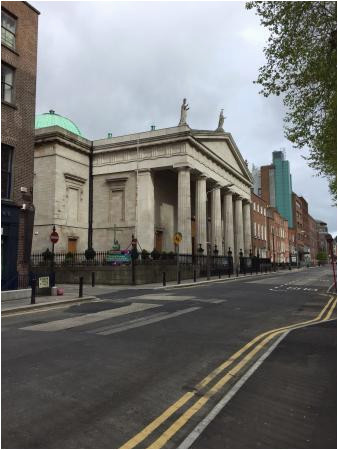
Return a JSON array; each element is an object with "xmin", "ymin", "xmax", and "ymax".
[
  {"xmin": 1, "ymin": 2, "xmax": 39, "ymax": 289},
  {"xmin": 267, "ymin": 207, "xmax": 289, "ymax": 263},
  {"xmin": 308, "ymin": 214, "xmax": 319, "ymax": 263},
  {"xmin": 292, "ymin": 193, "xmax": 311, "ymax": 264},
  {"xmin": 251, "ymin": 192, "xmax": 268, "ymax": 257}
]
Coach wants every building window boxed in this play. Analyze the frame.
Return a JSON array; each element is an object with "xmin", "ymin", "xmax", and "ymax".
[
  {"xmin": 1, "ymin": 10, "xmax": 16, "ymax": 49},
  {"xmin": 1, "ymin": 63, "xmax": 15, "ymax": 103},
  {"xmin": 1, "ymin": 144, "xmax": 13, "ymax": 199}
]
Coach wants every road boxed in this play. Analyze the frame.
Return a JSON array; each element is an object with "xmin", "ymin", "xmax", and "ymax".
[{"xmin": 2, "ymin": 267, "xmax": 336, "ymax": 449}]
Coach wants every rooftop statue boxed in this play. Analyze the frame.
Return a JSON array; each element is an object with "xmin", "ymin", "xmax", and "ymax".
[
  {"xmin": 216, "ymin": 109, "xmax": 226, "ymax": 132},
  {"xmin": 178, "ymin": 98, "xmax": 189, "ymax": 126}
]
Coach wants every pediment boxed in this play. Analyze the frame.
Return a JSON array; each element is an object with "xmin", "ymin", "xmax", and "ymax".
[{"xmin": 192, "ymin": 131, "xmax": 252, "ymax": 184}]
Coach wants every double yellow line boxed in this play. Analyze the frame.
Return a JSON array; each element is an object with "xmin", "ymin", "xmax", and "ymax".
[{"xmin": 120, "ymin": 295, "xmax": 337, "ymax": 449}]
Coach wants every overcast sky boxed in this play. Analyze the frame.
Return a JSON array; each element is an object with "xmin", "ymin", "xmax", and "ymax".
[{"xmin": 33, "ymin": 1, "xmax": 336, "ymax": 235}]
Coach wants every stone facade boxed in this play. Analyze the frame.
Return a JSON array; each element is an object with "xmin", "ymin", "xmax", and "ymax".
[
  {"xmin": 1, "ymin": 2, "xmax": 39, "ymax": 289},
  {"xmin": 32, "ymin": 119, "xmax": 253, "ymax": 259}
]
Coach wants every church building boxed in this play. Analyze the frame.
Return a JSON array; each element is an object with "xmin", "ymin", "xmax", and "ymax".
[{"xmin": 32, "ymin": 102, "xmax": 253, "ymax": 260}]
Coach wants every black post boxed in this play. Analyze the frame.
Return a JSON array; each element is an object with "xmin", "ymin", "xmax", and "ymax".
[
  {"xmin": 236, "ymin": 265, "xmax": 239, "ymax": 277},
  {"xmin": 177, "ymin": 270, "xmax": 181, "ymax": 284},
  {"xmin": 193, "ymin": 269, "xmax": 197, "ymax": 282},
  {"xmin": 218, "ymin": 270, "xmax": 221, "ymax": 279},
  {"xmin": 31, "ymin": 278, "xmax": 36, "ymax": 304},
  {"xmin": 162, "ymin": 271, "xmax": 166, "ymax": 286},
  {"xmin": 131, "ymin": 255, "xmax": 136, "ymax": 285},
  {"xmin": 51, "ymin": 237, "xmax": 55, "ymax": 288},
  {"xmin": 227, "ymin": 248, "xmax": 232, "ymax": 278},
  {"xmin": 79, "ymin": 276, "xmax": 83, "ymax": 298},
  {"xmin": 207, "ymin": 244, "xmax": 211, "ymax": 280},
  {"xmin": 91, "ymin": 271, "xmax": 95, "ymax": 287}
]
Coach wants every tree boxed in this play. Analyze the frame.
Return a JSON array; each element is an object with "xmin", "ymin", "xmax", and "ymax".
[{"xmin": 246, "ymin": 2, "xmax": 337, "ymax": 200}]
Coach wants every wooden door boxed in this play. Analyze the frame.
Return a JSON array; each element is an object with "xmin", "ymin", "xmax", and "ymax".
[{"xmin": 68, "ymin": 238, "xmax": 77, "ymax": 253}]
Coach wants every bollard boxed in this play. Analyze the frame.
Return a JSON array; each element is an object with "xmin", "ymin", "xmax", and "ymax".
[
  {"xmin": 228, "ymin": 267, "xmax": 231, "ymax": 278},
  {"xmin": 193, "ymin": 269, "xmax": 197, "ymax": 282},
  {"xmin": 236, "ymin": 266, "xmax": 239, "ymax": 277},
  {"xmin": 79, "ymin": 276, "xmax": 83, "ymax": 298},
  {"xmin": 91, "ymin": 272, "xmax": 95, "ymax": 287},
  {"xmin": 162, "ymin": 271, "xmax": 166, "ymax": 286},
  {"xmin": 177, "ymin": 271, "xmax": 181, "ymax": 284},
  {"xmin": 31, "ymin": 278, "xmax": 36, "ymax": 304},
  {"xmin": 218, "ymin": 270, "xmax": 221, "ymax": 279}
]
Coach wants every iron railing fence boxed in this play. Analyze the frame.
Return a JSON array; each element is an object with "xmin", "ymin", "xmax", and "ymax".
[{"xmin": 31, "ymin": 251, "xmax": 234, "ymax": 270}]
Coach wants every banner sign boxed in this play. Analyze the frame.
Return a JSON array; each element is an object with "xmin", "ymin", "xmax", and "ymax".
[{"xmin": 106, "ymin": 252, "xmax": 131, "ymax": 264}]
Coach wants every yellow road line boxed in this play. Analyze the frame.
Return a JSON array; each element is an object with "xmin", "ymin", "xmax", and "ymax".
[
  {"xmin": 323, "ymin": 297, "xmax": 337, "ymax": 321},
  {"xmin": 149, "ymin": 298, "xmax": 336, "ymax": 449},
  {"xmin": 120, "ymin": 295, "xmax": 335, "ymax": 449},
  {"xmin": 149, "ymin": 330, "xmax": 282, "ymax": 449},
  {"xmin": 120, "ymin": 392, "xmax": 195, "ymax": 449},
  {"xmin": 196, "ymin": 294, "xmax": 335, "ymax": 390}
]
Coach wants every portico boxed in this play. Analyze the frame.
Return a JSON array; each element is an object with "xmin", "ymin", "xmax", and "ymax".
[{"xmin": 32, "ymin": 104, "xmax": 253, "ymax": 259}]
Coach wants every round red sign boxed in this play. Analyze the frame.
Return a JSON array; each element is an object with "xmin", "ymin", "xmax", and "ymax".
[{"xmin": 50, "ymin": 231, "xmax": 59, "ymax": 244}]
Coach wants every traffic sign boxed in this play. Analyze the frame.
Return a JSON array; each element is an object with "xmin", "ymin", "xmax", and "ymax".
[
  {"xmin": 50, "ymin": 230, "xmax": 59, "ymax": 244},
  {"xmin": 174, "ymin": 232, "xmax": 182, "ymax": 245}
]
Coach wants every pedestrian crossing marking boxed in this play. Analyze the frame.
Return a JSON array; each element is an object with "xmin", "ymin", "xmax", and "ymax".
[
  {"xmin": 21, "ymin": 303, "xmax": 160, "ymax": 332},
  {"xmin": 127, "ymin": 294, "xmax": 196, "ymax": 301},
  {"xmin": 90, "ymin": 307, "xmax": 201, "ymax": 336}
]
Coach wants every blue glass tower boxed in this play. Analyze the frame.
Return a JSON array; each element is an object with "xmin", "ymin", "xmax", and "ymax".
[{"xmin": 273, "ymin": 151, "xmax": 293, "ymax": 227}]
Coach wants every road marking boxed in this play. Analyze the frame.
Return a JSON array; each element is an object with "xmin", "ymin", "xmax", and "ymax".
[
  {"xmin": 120, "ymin": 295, "xmax": 336, "ymax": 449},
  {"xmin": 126, "ymin": 294, "xmax": 195, "ymax": 301},
  {"xmin": 323, "ymin": 297, "xmax": 337, "ymax": 321},
  {"xmin": 93, "ymin": 307, "xmax": 201, "ymax": 335},
  {"xmin": 20, "ymin": 303, "xmax": 160, "ymax": 332},
  {"xmin": 178, "ymin": 330, "xmax": 289, "ymax": 449}
]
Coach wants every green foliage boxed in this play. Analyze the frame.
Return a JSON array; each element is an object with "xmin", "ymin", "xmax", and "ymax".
[
  {"xmin": 151, "ymin": 248, "xmax": 161, "ymax": 260},
  {"xmin": 141, "ymin": 249, "xmax": 150, "ymax": 260},
  {"xmin": 42, "ymin": 248, "xmax": 53, "ymax": 261},
  {"xmin": 246, "ymin": 1, "xmax": 337, "ymax": 200},
  {"xmin": 85, "ymin": 247, "xmax": 96, "ymax": 260},
  {"xmin": 316, "ymin": 251, "xmax": 328, "ymax": 261}
]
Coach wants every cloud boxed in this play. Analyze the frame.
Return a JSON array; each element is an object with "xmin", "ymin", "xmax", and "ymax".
[{"xmin": 32, "ymin": 0, "xmax": 336, "ymax": 235}]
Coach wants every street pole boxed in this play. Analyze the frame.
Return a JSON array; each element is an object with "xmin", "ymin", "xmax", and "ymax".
[
  {"xmin": 51, "ymin": 225, "xmax": 56, "ymax": 287},
  {"xmin": 327, "ymin": 238, "xmax": 336, "ymax": 290}
]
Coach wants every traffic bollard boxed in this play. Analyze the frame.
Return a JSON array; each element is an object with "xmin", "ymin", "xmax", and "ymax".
[
  {"xmin": 79, "ymin": 276, "xmax": 83, "ymax": 298},
  {"xmin": 177, "ymin": 271, "xmax": 181, "ymax": 284},
  {"xmin": 218, "ymin": 270, "xmax": 221, "ymax": 279},
  {"xmin": 162, "ymin": 272, "xmax": 166, "ymax": 286},
  {"xmin": 31, "ymin": 278, "xmax": 36, "ymax": 304},
  {"xmin": 193, "ymin": 269, "xmax": 197, "ymax": 282},
  {"xmin": 91, "ymin": 272, "xmax": 95, "ymax": 287}
]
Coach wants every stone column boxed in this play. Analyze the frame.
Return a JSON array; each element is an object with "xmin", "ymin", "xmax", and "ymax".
[
  {"xmin": 234, "ymin": 195, "xmax": 244, "ymax": 261},
  {"xmin": 195, "ymin": 175, "xmax": 207, "ymax": 253},
  {"xmin": 243, "ymin": 200, "xmax": 252, "ymax": 256},
  {"xmin": 211, "ymin": 185, "xmax": 222, "ymax": 253},
  {"xmin": 223, "ymin": 190, "xmax": 234, "ymax": 254},
  {"xmin": 177, "ymin": 167, "xmax": 192, "ymax": 254},
  {"xmin": 136, "ymin": 169, "xmax": 154, "ymax": 251}
]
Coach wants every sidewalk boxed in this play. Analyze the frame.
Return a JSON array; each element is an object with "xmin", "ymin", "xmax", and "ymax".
[{"xmin": 1, "ymin": 267, "xmax": 305, "ymax": 315}]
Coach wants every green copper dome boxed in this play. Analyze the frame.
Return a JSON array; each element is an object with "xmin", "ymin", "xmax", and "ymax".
[{"xmin": 35, "ymin": 110, "xmax": 82, "ymax": 136}]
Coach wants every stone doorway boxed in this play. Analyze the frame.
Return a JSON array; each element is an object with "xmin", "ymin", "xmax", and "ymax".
[{"xmin": 155, "ymin": 230, "xmax": 163, "ymax": 252}]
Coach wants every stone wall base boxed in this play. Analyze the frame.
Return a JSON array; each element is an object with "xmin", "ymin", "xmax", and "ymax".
[{"xmin": 54, "ymin": 264, "xmax": 199, "ymax": 285}]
